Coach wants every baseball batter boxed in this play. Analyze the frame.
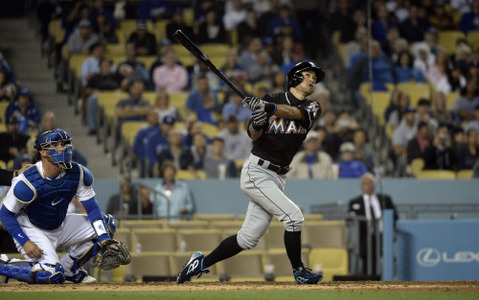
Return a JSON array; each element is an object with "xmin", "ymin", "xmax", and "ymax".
[
  {"xmin": 177, "ymin": 61, "xmax": 325, "ymax": 284},
  {"xmin": 0, "ymin": 129, "xmax": 118, "ymax": 284}
]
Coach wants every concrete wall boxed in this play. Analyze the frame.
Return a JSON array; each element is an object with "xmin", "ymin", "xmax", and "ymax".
[{"xmin": 94, "ymin": 178, "xmax": 479, "ymax": 215}]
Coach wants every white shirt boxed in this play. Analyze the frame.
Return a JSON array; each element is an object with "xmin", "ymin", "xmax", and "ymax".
[{"xmin": 363, "ymin": 193, "xmax": 383, "ymax": 231}]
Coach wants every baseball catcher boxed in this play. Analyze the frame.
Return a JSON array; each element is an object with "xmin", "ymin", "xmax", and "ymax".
[{"xmin": 0, "ymin": 129, "xmax": 129, "ymax": 284}]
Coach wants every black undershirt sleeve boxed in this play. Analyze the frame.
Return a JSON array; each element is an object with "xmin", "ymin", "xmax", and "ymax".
[{"xmin": 0, "ymin": 169, "xmax": 14, "ymax": 186}]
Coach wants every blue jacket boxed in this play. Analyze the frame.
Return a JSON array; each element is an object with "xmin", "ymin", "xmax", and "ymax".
[
  {"xmin": 145, "ymin": 128, "xmax": 169, "ymax": 166},
  {"xmin": 394, "ymin": 66, "xmax": 426, "ymax": 83},
  {"xmin": 5, "ymin": 101, "xmax": 41, "ymax": 134},
  {"xmin": 339, "ymin": 160, "xmax": 368, "ymax": 178}
]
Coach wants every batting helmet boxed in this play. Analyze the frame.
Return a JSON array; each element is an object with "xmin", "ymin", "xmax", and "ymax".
[
  {"xmin": 287, "ymin": 61, "xmax": 325, "ymax": 88},
  {"xmin": 35, "ymin": 128, "xmax": 73, "ymax": 169}
]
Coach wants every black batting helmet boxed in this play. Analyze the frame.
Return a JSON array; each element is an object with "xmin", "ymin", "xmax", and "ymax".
[{"xmin": 287, "ymin": 61, "xmax": 325, "ymax": 88}]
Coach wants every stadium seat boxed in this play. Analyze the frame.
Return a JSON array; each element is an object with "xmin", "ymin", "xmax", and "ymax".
[
  {"xmin": 308, "ymin": 248, "xmax": 348, "ymax": 282},
  {"xmin": 467, "ymin": 30, "xmax": 479, "ymax": 50},
  {"xmin": 396, "ymin": 82, "xmax": 431, "ymax": 107},
  {"xmin": 302, "ymin": 221, "xmax": 346, "ymax": 249},
  {"xmin": 416, "ymin": 170, "xmax": 456, "ymax": 179},
  {"xmin": 303, "ymin": 214, "xmax": 324, "ymax": 221},
  {"xmin": 127, "ymin": 252, "xmax": 172, "ymax": 280},
  {"xmin": 219, "ymin": 251, "xmax": 264, "ymax": 281},
  {"xmin": 208, "ymin": 220, "xmax": 244, "ymax": 232},
  {"xmin": 437, "ymin": 30, "xmax": 465, "ymax": 54},
  {"xmin": 264, "ymin": 221, "xmax": 285, "ymax": 250},
  {"xmin": 445, "ymin": 91, "xmax": 460, "ymax": 109},
  {"xmin": 119, "ymin": 219, "xmax": 165, "ymax": 230},
  {"xmin": 131, "ymin": 228, "xmax": 177, "ymax": 252},
  {"xmin": 456, "ymin": 169, "xmax": 473, "ymax": 179},
  {"xmin": 137, "ymin": 55, "xmax": 157, "ymax": 70},
  {"xmin": 120, "ymin": 121, "xmax": 149, "ymax": 174},
  {"xmin": 165, "ymin": 220, "xmax": 210, "ymax": 230},
  {"xmin": 410, "ymin": 158, "xmax": 425, "ymax": 176},
  {"xmin": 177, "ymin": 229, "xmax": 223, "ymax": 252},
  {"xmin": 105, "ymin": 43, "xmax": 125, "ymax": 56},
  {"xmin": 370, "ymin": 91, "xmax": 391, "ymax": 125},
  {"xmin": 193, "ymin": 213, "xmax": 236, "ymax": 222},
  {"xmin": 202, "ymin": 122, "xmax": 219, "ymax": 138},
  {"xmin": 263, "ymin": 249, "xmax": 310, "ymax": 281},
  {"xmin": 113, "ymin": 228, "xmax": 132, "ymax": 251},
  {"xmin": 175, "ymin": 170, "xmax": 207, "ymax": 179}
]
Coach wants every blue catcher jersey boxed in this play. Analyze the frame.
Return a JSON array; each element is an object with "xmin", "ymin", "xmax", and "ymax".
[{"xmin": 13, "ymin": 162, "xmax": 83, "ymax": 230}]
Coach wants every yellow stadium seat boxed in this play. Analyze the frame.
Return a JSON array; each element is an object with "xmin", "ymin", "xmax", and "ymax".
[
  {"xmin": 264, "ymin": 221, "xmax": 285, "ymax": 250},
  {"xmin": 0, "ymin": 160, "xmax": 6, "ymax": 169},
  {"xmin": 127, "ymin": 252, "xmax": 172, "ymax": 280},
  {"xmin": 309, "ymin": 248, "xmax": 349, "ymax": 282},
  {"xmin": 175, "ymin": 170, "xmax": 207, "ymax": 180},
  {"xmin": 121, "ymin": 121, "xmax": 148, "ymax": 146},
  {"xmin": 137, "ymin": 55, "xmax": 157, "ymax": 70},
  {"xmin": 131, "ymin": 228, "xmax": 177, "ymax": 252},
  {"xmin": 396, "ymin": 82, "xmax": 431, "ymax": 107},
  {"xmin": 263, "ymin": 249, "xmax": 310, "ymax": 281},
  {"xmin": 332, "ymin": 30, "xmax": 341, "ymax": 46},
  {"xmin": 106, "ymin": 43, "xmax": 125, "ymax": 56},
  {"xmin": 303, "ymin": 214, "xmax": 324, "ymax": 221},
  {"xmin": 119, "ymin": 219, "xmax": 165, "ymax": 230},
  {"xmin": 370, "ymin": 91, "xmax": 391, "ymax": 126},
  {"xmin": 165, "ymin": 220, "xmax": 210, "ymax": 230},
  {"xmin": 219, "ymin": 251, "xmax": 264, "ymax": 281},
  {"xmin": 437, "ymin": 30, "xmax": 466, "ymax": 54},
  {"xmin": 359, "ymin": 82, "xmax": 372, "ymax": 104},
  {"xmin": 416, "ymin": 170, "xmax": 456, "ymax": 179},
  {"xmin": 154, "ymin": 19, "xmax": 168, "ymax": 41},
  {"xmin": 467, "ymin": 30, "xmax": 479, "ymax": 50},
  {"xmin": 456, "ymin": 169, "xmax": 473, "ymax": 179},
  {"xmin": 445, "ymin": 91, "xmax": 460, "ymax": 109},
  {"xmin": 113, "ymin": 228, "xmax": 132, "ymax": 251},
  {"xmin": 69, "ymin": 54, "xmax": 90, "ymax": 79},
  {"xmin": 200, "ymin": 44, "xmax": 231, "ymax": 57},
  {"xmin": 208, "ymin": 220, "xmax": 243, "ymax": 231},
  {"xmin": 0, "ymin": 102, "xmax": 8, "ymax": 116},
  {"xmin": 411, "ymin": 158, "xmax": 425, "ymax": 176},
  {"xmin": 182, "ymin": 8, "xmax": 194, "ymax": 26},
  {"xmin": 303, "ymin": 221, "xmax": 346, "ymax": 249},
  {"xmin": 193, "ymin": 213, "xmax": 236, "ymax": 222},
  {"xmin": 202, "ymin": 122, "xmax": 219, "ymax": 138},
  {"xmin": 177, "ymin": 229, "xmax": 223, "ymax": 252}
]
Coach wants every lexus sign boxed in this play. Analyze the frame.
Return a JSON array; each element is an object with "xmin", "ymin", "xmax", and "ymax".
[{"xmin": 417, "ymin": 248, "xmax": 479, "ymax": 267}]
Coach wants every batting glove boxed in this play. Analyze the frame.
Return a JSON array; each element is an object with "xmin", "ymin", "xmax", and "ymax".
[
  {"xmin": 243, "ymin": 97, "xmax": 277, "ymax": 114},
  {"xmin": 251, "ymin": 110, "xmax": 268, "ymax": 131}
]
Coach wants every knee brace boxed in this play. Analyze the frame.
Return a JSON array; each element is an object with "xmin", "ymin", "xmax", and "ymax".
[{"xmin": 0, "ymin": 261, "xmax": 64, "ymax": 284}]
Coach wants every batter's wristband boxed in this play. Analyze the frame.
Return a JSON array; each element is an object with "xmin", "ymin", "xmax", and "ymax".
[
  {"xmin": 251, "ymin": 122, "xmax": 264, "ymax": 131},
  {"xmin": 265, "ymin": 103, "xmax": 276, "ymax": 114}
]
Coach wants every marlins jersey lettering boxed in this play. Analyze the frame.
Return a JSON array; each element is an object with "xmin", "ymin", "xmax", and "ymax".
[{"xmin": 250, "ymin": 92, "xmax": 322, "ymax": 166}]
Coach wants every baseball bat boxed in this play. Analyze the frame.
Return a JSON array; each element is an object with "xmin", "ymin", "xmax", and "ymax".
[{"xmin": 172, "ymin": 29, "xmax": 246, "ymax": 99}]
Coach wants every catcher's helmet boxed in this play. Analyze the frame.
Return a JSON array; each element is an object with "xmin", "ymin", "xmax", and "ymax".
[
  {"xmin": 35, "ymin": 128, "xmax": 73, "ymax": 169},
  {"xmin": 287, "ymin": 61, "xmax": 325, "ymax": 88}
]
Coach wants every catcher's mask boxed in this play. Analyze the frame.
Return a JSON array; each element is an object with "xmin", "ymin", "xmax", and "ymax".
[
  {"xmin": 35, "ymin": 128, "xmax": 73, "ymax": 169},
  {"xmin": 287, "ymin": 61, "xmax": 325, "ymax": 88}
]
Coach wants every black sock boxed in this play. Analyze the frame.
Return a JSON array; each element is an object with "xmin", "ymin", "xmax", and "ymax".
[
  {"xmin": 203, "ymin": 234, "xmax": 243, "ymax": 268},
  {"xmin": 284, "ymin": 230, "xmax": 303, "ymax": 269}
]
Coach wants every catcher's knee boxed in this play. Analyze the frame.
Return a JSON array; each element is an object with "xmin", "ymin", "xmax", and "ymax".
[
  {"xmin": 236, "ymin": 231, "xmax": 260, "ymax": 250},
  {"xmin": 0, "ymin": 261, "xmax": 65, "ymax": 284}
]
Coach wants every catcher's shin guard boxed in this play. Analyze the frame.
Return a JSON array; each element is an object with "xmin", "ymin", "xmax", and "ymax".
[{"xmin": 0, "ymin": 261, "xmax": 65, "ymax": 284}]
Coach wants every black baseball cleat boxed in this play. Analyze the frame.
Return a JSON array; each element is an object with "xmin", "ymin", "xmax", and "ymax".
[
  {"xmin": 176, "ymin": 251, "xmax": 210, "ymax": 284},
  {"xmin": 293, "ymin": 265, "xmax": 323, "ymax": 284}
]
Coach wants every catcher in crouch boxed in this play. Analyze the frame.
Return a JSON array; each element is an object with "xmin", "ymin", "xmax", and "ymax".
[{"xmin": 0, "ymin": 129, "xmax": 130, "ymax": 284}]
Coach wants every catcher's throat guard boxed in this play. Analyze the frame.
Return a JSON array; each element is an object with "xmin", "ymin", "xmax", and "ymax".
[{"xmin": 35, "ymin": 128, "xmax": 73, "ymax": 169}]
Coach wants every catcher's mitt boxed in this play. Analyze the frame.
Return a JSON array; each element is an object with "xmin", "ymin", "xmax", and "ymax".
[{"xmin": 97, "ymin": 239, "xmax": 131, "ymax": 271}]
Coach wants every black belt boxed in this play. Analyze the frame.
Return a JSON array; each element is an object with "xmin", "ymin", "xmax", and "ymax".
[{"xmin": 257, "ymin": 159, "xmax": 290, "ymax": 175}]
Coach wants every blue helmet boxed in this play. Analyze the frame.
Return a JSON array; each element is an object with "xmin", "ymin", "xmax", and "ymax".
[{"xmin": 35, "ymin": 129, "xmax": 73, "ymax": 169}]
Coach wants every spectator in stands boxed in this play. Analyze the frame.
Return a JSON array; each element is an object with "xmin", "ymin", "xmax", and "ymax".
[
  {"xmin": 237, "ymin": 8, "xmax": 260, "ymax": 48},
  {"xmin": 335, "ymin": 110, "xmax": 359, "ymax": 142},
  {"xmin": 0, "ymin": 69, "xmax": 16, "ymax": 102},
  {"xmin": 204, "ymin": 137, "xmax": 237, "ymax": 178},
  {"xmin": 384, "ymin": 89, "xmax": 403, "ymax": 126},
  {"xmin": 93, "ymin": 12, "xmax": 119, "ymax": 44},
  {"xmin": 80, "ymin": 42, "xmax": 110, "ymax": 86},
  {"xmin": 453, "ymin": 80, "xmax": 479, "ymax": 121},
  {"xmin": 271, "ymin": 35, "xmax": 295, "ymax": 68},
  {"xmin": 399, "ymin": 4, "xmax": 430, "ymax": 44},
  {"xmin": 85, "ymin": 58, "xmax": 121, "ymax": 134},
  {"xmin": 392, "ymin": 105, "xmax": 417, "ymax": 175},
  {"xmin": 348, "ymin": 173, "xmax": 398, "ymax": 276},
  {"xmin": 289, "ymin": 131, "xmax": 333, "ymax": 179},
  {"xmin": 217, "ymin": 115, "xmax": 252, "ymax": 161},
  {"xmin": 267, "ymin": 4, "xmax": 302, "ymax": 43},
  {"xmin": 431, "ymin": 91, "xmax": 460, "ymax": 127},
  {"xmin": 156, "ymin": 128, "xmax": 193, "ymax": 176},
  {"xmin": 271, "ymin": 70, "xmax": 287, "ymax": 93},
  {"xmin": 459, "ymin": 0, "xmax": 479, "ymax": 33},
  {"xmin": 381, "ymin": 26, "xmax": 401, "ymax": 59},
  {"xmin": 223, "ymin": 0, "xmax": 247, "ymax": 32},
  {"xmin": 457, "ymin": 128, "xmax": 479, "ymax": 170},
  {"xmin": 89, "ymin": 0, "xmax": 116, "ymax": 32},
  {"xmin": 114, "ymin": 80, "xmax": 151, "ymax": 147},
  {"xmin": 423, "ymin": 124, "xmax": 457, "ymax": 170},
  {"xmin": 465, "ymin": 103, "xmax": 479, "ymax": 134},
  {"xmin": 427, "ymin": 49, "xmax": 450, "ymax": 91},
  {"xmin": 394, "ymin": 50, "xmax": 427, "ymax": 83},
  {"xmin": 372, "ymin": 3, "xmax": 396, "ymax": 45},
  {"xmin": 145, "ymin": 115, "xmax": 176, "ymax": 177},
  {"xmin": 189, "ymin": 59, "xmax": 221, "ymax": 91},
  {"xmin": 166, "ymin": 8, "xmax": 194, "ymax": 42},
  {"xmin": 353, "ymin": 128, "xmax": 375, "ymax": 172},
  {"xmin": 0, "ymin": 116, "xmax": 30, "ymax": 165},
  {"xmin": 412, "ymin": 27, "xmax": 441, "ymax": 67},
  {"xmin": 152, "ymin": 49, "xmax": 188, "ymax": 93},
  {"xmin": 189, "ymin": 132, "xmax": 209, "ymax": 175},
  {"xmin": 36, "ymin": 0, "xmax": 63, "ymax": 45},
  {"xmin": 106, "ymin": 176, "xmax": 138, "ymax": 216},
  {"xmin": 133, "ymin": 110, "xmax": 160, "ymax": 178},
  {"xmin": 116, "ymin": 42, "xmax": 151, "ymax": 89},
  {"xmin": 5, "ymin": 87, "xmax": 41, "ymax": 135},
  {"xmin": 428, "ymin": 0, "xmax": 456, "ymax": 30},
  {"xmin": 154, "ymin": 89, "xmax": 179, "ymax": 121},
  {"xmin": 127, "ymin": 20, "xmax": 157, "ymax": 56},
  {"xmin": 182, "ymin": 120, "xmax": 204, "ymax": 147},
  {"xmin": 149, "ymin": 39, "xmax": 174, "ymax": 81},
  {"xmin": 197, "ymin": 8, "xmax": 227, "ymax": 44},
  {"xmin": 153, "ymin": 161, "xmax": 195, "ymax": 220},
  {"xmin": 134, "ymin": 185, "xmax": 154, "ymax": 216},
  {"xmin": 416, "ymin": 98, "xmax": 438, "ymax": 132},
  {"xmin": 138, "ymin": 0, "xmax": 173, "ymax": 22},
  {"xmin": 66, "ymin": 19, "xmax": 99, "ymax": 55},
  {"xmin": 413, "ymin": 44, "xmax": 435, "ymax": 79},
  {"xmin": 338, "ymin": 142, "xmax": 368, "ymax": 178},
  {"xmin": 343, "ymin": 26, "xmax": 368, "ymax": 69},
  {"xmin": 222, "ymin": 93, "xmax": 252, "ymax": 124},
  {"xmin": 406, "ymin": 121, "xmax": 431, "ymax": 164},
  {"xmin": 219, "ymin": 48, "xmax": 244, "ymax": 92},
  {"xmin": 185, "ymin": 75, "xmax": 220, "ymax": 124},
  {"xmin": 238, "ymin": 37, "xmax": 263, "ymax": 74},
  {"xmin": 247, "ymin": 50, "xmax": 275, "ymax": 84}
]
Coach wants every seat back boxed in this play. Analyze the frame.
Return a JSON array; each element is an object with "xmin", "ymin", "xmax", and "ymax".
[
  {"xmin": 309, "ymin": 248, "xmax": 348, "ymax": 282},
  {"xmin": 264, "ymin": 221, "xmax": 285, "ymax": 250},
  {"xmin": 456, "ymin": 169, "xmax": 473, "ymax": 179},
  {"xmin": 177, "ymin": 229, "xmax": 223, "ymax": 252},
  {"xmin": 165, "ymin": 220, "xmax": 210, "ymax": 230},
  {"xmin": 194, "ymin": 213, "xmax": 236, "ymax": 222},
  {"xmin": 263, "ymin": 249, "xmax": 310, "ymax": 278},
  {"xmin": 219, "ymin": 251, "xmax": 264, "ymax": 280},
  {"xmin": 113, "ymin": 228, "xmax": 132, "ymax": 251},
  {"xmin": 416, "ymin": 170, "xmax": 456, "ymax": 179},
  {"xmin": 303, "ymin": 221, "xmax": 346, "ymax": 248},
  {"xmin": 131, "ymin": 228, "xmax": 177, "ymax": 252},
  {"xmin": 127, "ymin": 252, "xmax": 172, "ymax": 279}
]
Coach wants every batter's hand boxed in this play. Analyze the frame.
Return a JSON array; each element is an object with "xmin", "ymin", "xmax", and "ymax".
[
  {"xmin": 243, "ymin": 97, "xmax": 265, "ymax": 112},
  {"xmin": 23, "ymin": 240, "xmax": 43, "ymax": 258},
  {"xmin": 252, "ymin": 110, "xmax": 268, "ymax": 127}
]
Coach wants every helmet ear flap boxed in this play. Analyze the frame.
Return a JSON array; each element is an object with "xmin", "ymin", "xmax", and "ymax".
[{"xmin": 289, "ymin": 72, "xmax": 304, "ymax": 87}]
